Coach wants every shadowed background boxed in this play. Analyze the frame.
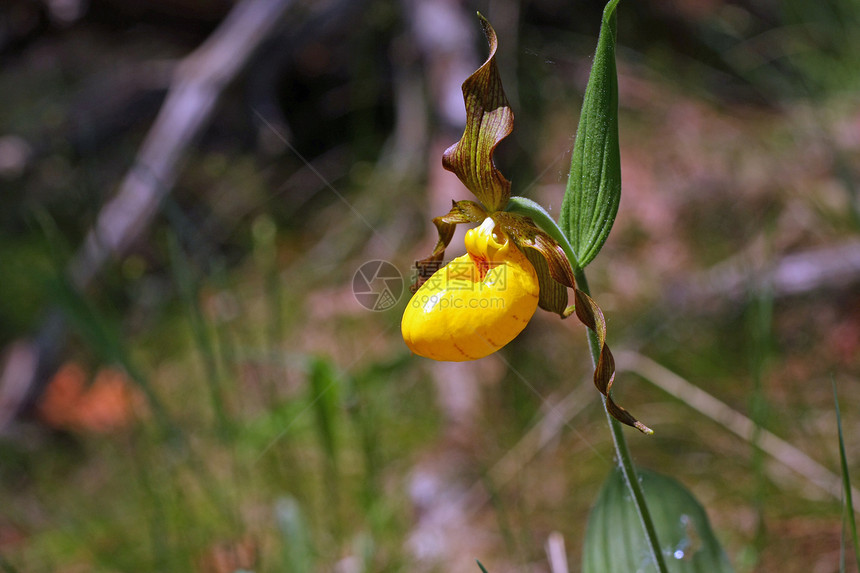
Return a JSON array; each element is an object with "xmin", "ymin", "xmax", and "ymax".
[{"xmin": 1, "ymin": 0, "xmax": 859, "ymax": 571}]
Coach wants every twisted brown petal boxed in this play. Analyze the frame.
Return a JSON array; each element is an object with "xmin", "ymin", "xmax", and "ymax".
[
  {"xmin": 493, "ymin": 211, "xmax": 648, "ymax": 432},
  {"xmin": 574, "ymin": 288, "xmax": 652, "ymax": 434},
  {"xmin": 522, "ymin": 247, "xmax": 569, "ymax": 316},
  {"xmin": 491, "ymin": 212, "xmax": 574, "ymax": 286},
  {"xmin": 411, "ymin": 200, "xmax": 487, "ymax": 292},
  {"xmin": 442, "ymin": 14, "xmax": 513, "ymax": 212}
]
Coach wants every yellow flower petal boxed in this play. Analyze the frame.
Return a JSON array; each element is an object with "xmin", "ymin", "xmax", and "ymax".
[{"xmin": 402, "ymin": 218, "xmax": 539, "ymax": 361}]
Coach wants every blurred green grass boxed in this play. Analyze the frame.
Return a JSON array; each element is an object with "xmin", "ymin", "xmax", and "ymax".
[{"xmin": 1, "ymin": 0, "xmax": 860, "ymax": 571}]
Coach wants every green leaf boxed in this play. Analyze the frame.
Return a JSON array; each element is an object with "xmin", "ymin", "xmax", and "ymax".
[
  {"xmin": 442, "ymin": 14, "xmax": 513, "ymax": 212},
  {"xmin": 560, "ymin": 0, "xmax": 622, "ymax": 268},
  {"xmin": 583, "ymin": 467, "xmax": 734, "ymax": 573}
]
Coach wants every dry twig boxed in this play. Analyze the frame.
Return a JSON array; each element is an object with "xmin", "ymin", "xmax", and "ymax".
[
  {"xmin": 616, "ymin": 350, "xmax": 860, "ymax": 511},
  {"xmin": 0, "ymin": 0, "xmax": 296, "ymax": 432}
]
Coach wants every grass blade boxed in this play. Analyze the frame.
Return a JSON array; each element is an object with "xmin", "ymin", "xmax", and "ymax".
[{"xmin": 833, "ymin": 379, "xmax": 860, "ymax": 572}]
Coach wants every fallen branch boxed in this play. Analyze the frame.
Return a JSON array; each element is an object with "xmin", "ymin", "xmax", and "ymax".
[
  {"xmin": 457, "ymin": 349, "xmax": 860, "ymax": 516},
  {"xmin": 1, "ymin": 0, "xmax": 296, "ymax": 432},
  {"xmin": 671, "ymin": 239, "xmax": 860, "ymax": 311},
  {"xmin": 616, "ymin": 350, "xmax": 860, "ymax": 511},
  {"xmin": 69, "ymin": 0, "xmax": 297, "ymax": 288}
]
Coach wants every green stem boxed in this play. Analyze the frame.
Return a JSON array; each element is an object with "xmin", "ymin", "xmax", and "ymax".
[
  {"xmin": 509, "ymin": 195, "xmax": 668, "ymax": 571},
  {"xmin": 574, "ymin": 267, "xmax": 669, "ymax": 573}
]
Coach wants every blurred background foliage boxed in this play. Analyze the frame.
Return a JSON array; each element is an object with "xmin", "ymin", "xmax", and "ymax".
[{"xmin": 1, "ymin": 0, "xmax": 859, "ymax": 571}]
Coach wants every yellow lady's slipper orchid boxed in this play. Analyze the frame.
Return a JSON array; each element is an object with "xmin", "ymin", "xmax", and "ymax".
[
  {"xmin": 402, "ymin": 218, "xmax": 539, "ymax": 361},
  {"xmin": 398, "ymin": 14, "xmax": 650, "ymax": 433}
]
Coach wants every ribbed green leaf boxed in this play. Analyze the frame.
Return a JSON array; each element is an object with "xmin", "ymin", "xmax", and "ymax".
[
  {"xmin": 583, "ymin": 468, "xmax": 734, "ymax": 573},
  {"xmin": 560, "ymin": 0, "xmax": 622, "ymax": 268}
]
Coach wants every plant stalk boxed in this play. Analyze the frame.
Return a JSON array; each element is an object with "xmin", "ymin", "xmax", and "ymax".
[{"xmin": 573, "ymin": 267, "xmax": 669, "ymax": 573}]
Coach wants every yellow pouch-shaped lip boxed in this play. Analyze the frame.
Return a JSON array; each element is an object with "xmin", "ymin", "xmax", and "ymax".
[{"xmin": 402, "ymin": 218, "xmax": 539, "ymax": 361}]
